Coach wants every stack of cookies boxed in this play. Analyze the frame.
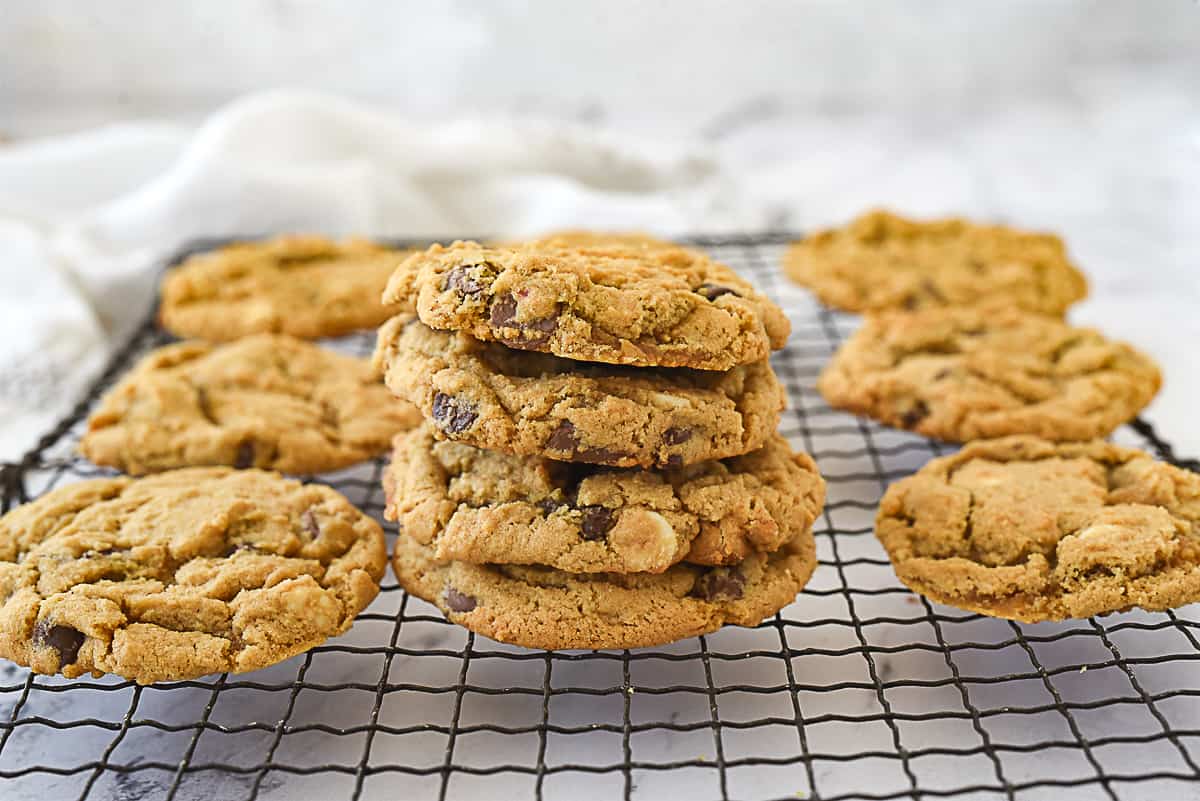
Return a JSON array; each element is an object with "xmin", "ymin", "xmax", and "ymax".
[
  {"xmin": 374, "ymin": 236, "xmax": 827, "ymax": 648},
  {"xmin": 786, "ymin": 210, "xmax": 1200, "ymax": 623},
  {"xmin": 0, "ymin": 236, "xmax": 425, "ymax": 684}
]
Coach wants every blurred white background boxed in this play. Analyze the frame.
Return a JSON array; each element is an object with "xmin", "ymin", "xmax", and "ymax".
[
  {"xmin": 3, "ymin": 1, "xmax": 1197, "ymax": 138},
  {"xmin": 0, "ymin": 0, "xmax": 1197, "ymax": 456}
]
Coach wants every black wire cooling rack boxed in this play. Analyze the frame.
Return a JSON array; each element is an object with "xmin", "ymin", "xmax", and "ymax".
[{"xmin": 2, "ymin": 234, "xmax": 1199, "ymax": 801}]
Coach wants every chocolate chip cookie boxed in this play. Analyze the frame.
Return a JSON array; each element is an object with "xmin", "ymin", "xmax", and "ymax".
[
  {"xmin": 0, "ymin": 468, "xmax": 386, "ymax": 683},
  {"xmin": 490, "ymin": 230, "xmax": 677, "ymax": 250},
  {"xmin": 160, "ymin": 235, "xmax": 409, "ymax": 341},
  {"xmin": 384, "ymin": 239, "xmax": 790, "ymax": 370},
  {"xmin": 82, "ymin": 335, "xmax": 420, "ymax": 475},
  {"xmin": 784, "ymin": 210, "xmax": 1088, "ymax": 315},
  {"xmin": 876, "ymin": 436, "xmax": 1200, "ymax": 621},
  {"xmin": 374, "ymin": 316, "xmax": 785, "ymax": 468},
  {"xmin": 818, "ymin": 305, "xmax": 1161, "ymax": 442},
  {"xmin": 383, "ymin": 424, "xmax": 825, "ymax": 573},
  {"xmin": 391, "ymin": 528, "xmax": 816, "ymax": 650}
]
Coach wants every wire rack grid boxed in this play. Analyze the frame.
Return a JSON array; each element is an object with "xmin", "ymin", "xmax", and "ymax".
[{"xmin": 1, "ymin": 233, "xmax": 1198, "ymax": 801}]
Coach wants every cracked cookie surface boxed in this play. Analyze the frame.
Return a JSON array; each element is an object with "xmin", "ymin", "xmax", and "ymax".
[
  {"xmin": 160, "ymin": 235, "xmax": 409, "ymax": 340},
  {"xmin": 0, "ymin": 468, "xmax": 386, "ymax": 683},
  {"xmin": 384, "ymin": 425, "xmax": 825, "ymax": 573},
  {"xmin": 818, "ymin": 305, "xmax": 1161, "ymax": 442},
  {"xmin": 374, "ymin": 316, "xmax": 784, "ymax": 468},
  {"xmin": 876, "ymin": 436, "xmax": 1200, "ymax": 621},
  {"xmin": 82, "ymin": 335, "xmax": 420, "ymax": 475},
  {"xmin": 384, "ymin": 239, "xmax": 790, "ymax": 370},
  {"xmin": 784, "ymin": 210, "xmax": 1088, "ymax": 315},
  {"xmin": 391, "ymin": 528, "xmax": 816, "ymax": 650}
]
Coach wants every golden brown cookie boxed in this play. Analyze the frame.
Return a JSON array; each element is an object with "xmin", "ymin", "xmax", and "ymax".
[
  {"xmin": 489, "ymin": 230, "xmax": 677, "ymax": 250},
  {"xmin": 81, "ymin": 335, "xmax": 420, "ymax": 475},
  {"xmin": 160, "ymin": 235, "xmax": 409, "ymax": 340},
  {"xmin": 384, "ymin": 239, "xmax": 790, "ymax": 370},
  {"xmin": 391, "ymin": 528, "xmax": 817, "ymax": 650},
  {"xmin": 818, "ymin": 305, "xmax": 1161, "ymax": 442},
  {"xmin": 0, "ymin": 468, "xmax": 386, "ymax": 683},
  {"xmin": 374, "ymin": 315, "xmax": 784, "ymax": 468},
  {"xmin": 876, "ymin": 436, "xmax": 1200, "ymax": 621},
  {"xmin": 383, "ymin": 424, "xmax": 825, "ymax": 573},
  {"xmin": 784, "ymin": 210, "xmax": 1088, "ymax": 315}
]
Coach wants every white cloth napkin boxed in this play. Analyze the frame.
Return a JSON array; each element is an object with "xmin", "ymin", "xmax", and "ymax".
[{"xmin": 0, "ymin": 90, "xmax": 763, "ymax": 460}]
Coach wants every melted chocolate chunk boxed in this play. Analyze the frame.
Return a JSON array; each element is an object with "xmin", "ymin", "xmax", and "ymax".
[
  {"xmin": 663, "ymin": 454, "xmax": 684, "ymax": 468},
  {"xmin": 580, "ymin": 506, "xmax": 617, "ymax": 540},
  {"xmin": 431, "ymin": 393, "xmax": 478, "ymax": 434},
  {"xmin": 691, "ymin": 570, "xmax": 745, "ymax": 601},
  {"xmin": 545, "ymin": 420, "xmax": 580, "ymax": 452},
  {"xmin": 489, "ymin": 292, "xmax": 558, "ymax": 348},
  {"xmin": 900, "ymin": 400, "xmax": 930, "ymax": 429},
  {"xmin": 536, "ymin": 497, "xmax": 565, "ymax": 515},
  {"xmin": 33, "ymin": 621, "xmax": 85, "ymax": 667},
  {"xmin": 489, "ymin": 294, "xmax": 518, "ymax": 327},
  {"xmin": 301, "ymin": 508, "xmax": 321, "ymax": 539},
  {"xmin": 444, "ymin": 587, "xmax": 477, "ymax": 613},
  {"xmin": 235, "ymin": 440, "xmax": 255, "ymax": 469},
  {"xmin": 501, "ymin": 315, "xmax": 558, "ymax": 349},
  {"xmin": 443, "ymin": 264, "xmax": 485, "ymax": 296},
  {"xmin": 663, "ymin": 427, "xmax": 692, "ymax": 445},
  {"xmin": 574, "ymin": 446, "xmax": 627, "ymax": 465},
  {"xmin": 697, "ymin": 283, "xmax": 740, "ymax": 301}
]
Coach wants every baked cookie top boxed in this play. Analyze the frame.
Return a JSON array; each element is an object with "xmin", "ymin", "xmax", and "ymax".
[
  {"xmin": 818, "ymin": 305, "xmax": 1161, "ymax": 442},
  {"xmin": 391, "ymin": 528, "xmax": 816, "ymax": 650},
  {"xmin": 82, "ymin": 335, "xmax": 421, "ymax": 475},
  {"xmin": 0, "ymin": 468, "xmax": 386, "ymax": 683},
  {"xmin": 160, "ymin": 235, "xmax": 409, "ymax": 341},
  {"xmin": 383, "ymin": 240, "xmax": 790, "ymax": 370},
  {"xmin": 784, "ymin": 210, "xmax": 1088, "ymax": 315},
  {"xmin": 489, "ymin": 230, "xmax": 677, "ymax": 250},
  {"xmin": 374, "ymin": 316, "xmax": 784, "ymax": 468},
  {"xmin": 384, "ymin": 425, "xmax": 825, "ymax": 573},
  {"xmin": 876, "ymin": 436, "xmax": 1200, "ymax": 622}
]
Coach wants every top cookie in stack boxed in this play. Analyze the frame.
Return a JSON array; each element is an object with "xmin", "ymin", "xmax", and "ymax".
[
  {"xmin": 375, "ymin": 236, "xmax": 826, "ymax": 649},
  {"xmin": 387, "ymin": 238, "xmax": 791, "ymax": 371}
]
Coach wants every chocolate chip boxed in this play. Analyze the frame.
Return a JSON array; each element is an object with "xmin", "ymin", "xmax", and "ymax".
[
  {"xmin": 431, "ymin": 393, "xmax": 478, "ymax": 434},
  {"xmin": 489, "ymin": 293, "xmax": 518, "ymax": 327},
  {"xmin": 443, "ymin": 265, "xmax": 484, "ymax": 296},
  {"xmin": 691, "ymin": 570, "xmax": 745, "ymax": 601},
  {"xmin": 301, "ymin": 509, "xmax": 321, "ymax": 539},
  {"xmin": 663, "ymin": 427, "xmax": 692, "ymax": 445},
  {"xmin": 663, "ymin": 454, "xmax": 684, "ymax": 468},
  {"xmin": 580, "ymin": 506, "xmax": 616, "ymax": 540},
  {"xmin": 489, "ymin": 292, "xmax": 558, "ymax": 348},
  {"xmin": 501, "ymin": 315, "xmax": 558, "ymax": 349},
  {"xmin": 574, "ymin": 446, "xmax": 627, "ymax": 465},
  {"xmin": 900, "ymin": 400, "xmax": 930, "ymax": 429},
  {"xmin": 444, "ymin": 587, "xmax": 477, "ymax": 613},
  {"xmin": 33, "ymin": 621, "xmax": 85, "ymax": 667},
  {"xmin": 545, "ymin": 421, "xmax": 580, "ymax": 452},
  {"xmin": 537, "ymin": 497, "xmax": 565, "ymax": 515},
  {"xmin": 697, "ymin": 283, "xmax": 740, "ymax": 301},
  {"xmin": 235, "ymin": 441, "xmax": 255, "ymax": 469}
]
